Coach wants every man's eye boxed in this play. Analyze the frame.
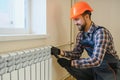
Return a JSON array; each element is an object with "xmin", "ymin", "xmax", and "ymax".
[{"xmin": 74, "ymin": 19, "xmax": 79, "ymax": 21}]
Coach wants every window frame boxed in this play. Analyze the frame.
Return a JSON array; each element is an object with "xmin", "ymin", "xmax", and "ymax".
[{"xmin": 0, "ymin": 0, "xmax": 47, "ymax": 41}]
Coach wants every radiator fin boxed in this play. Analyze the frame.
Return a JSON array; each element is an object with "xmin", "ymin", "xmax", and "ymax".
[{"xmin": 0, "ymin": 46, "xmax": 52, "ymax": 80}]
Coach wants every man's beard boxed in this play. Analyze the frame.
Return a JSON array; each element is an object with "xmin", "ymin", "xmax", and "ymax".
[
  {"xmin": 77, "ymin": 19, "xmax": 87, "ymax": 31},
  {"xmin": 77, "ymin": 24, "xmax": 86, "ymax": 31}
]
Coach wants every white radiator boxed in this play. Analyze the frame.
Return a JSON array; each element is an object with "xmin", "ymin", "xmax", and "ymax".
[{"xmin": 0, "ymin": 46, "xmax": 52, "ymax": 80}]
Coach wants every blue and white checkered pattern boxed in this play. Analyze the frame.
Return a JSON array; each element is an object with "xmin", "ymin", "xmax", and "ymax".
[{"xmin": 64, "ymin": 23, "xmax": 119, "ymax": 68}]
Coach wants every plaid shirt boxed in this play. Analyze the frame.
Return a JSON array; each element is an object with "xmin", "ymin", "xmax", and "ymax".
[{"xmin": 64, "ymin": 23, "xmax": 119, "ymax": 68}]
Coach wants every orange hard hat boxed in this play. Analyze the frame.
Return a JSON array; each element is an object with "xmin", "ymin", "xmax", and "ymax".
[{"xmin": 71, "ymin": 1, "xmax": 93, "ymax": 19}]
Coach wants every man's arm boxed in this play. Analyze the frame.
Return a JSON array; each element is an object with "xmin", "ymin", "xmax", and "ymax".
[
  {"xmin": 71, "ymin": 28, "xmax": 109, "ymax": 68},
  {"xmin": 62, "ymin": 32, "xmax": 84, "ymax": 59}
]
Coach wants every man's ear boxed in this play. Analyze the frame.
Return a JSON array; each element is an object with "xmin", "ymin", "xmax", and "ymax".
[
  {"xmin": 84, "ymin": 14, "xmax": 90, "ymax": 21},
  {"xmin": 85, "ymin": 14, "xmax": 89, "ymax": 19}
]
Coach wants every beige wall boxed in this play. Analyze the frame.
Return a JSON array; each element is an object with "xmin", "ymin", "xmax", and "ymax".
[
  {"xmin": 0, "ymin": 0, "xmax": 120, "ymax": 80},
  {"xmin": 47, "ymin": 0, "xmax": 71, "ymax": 79}
]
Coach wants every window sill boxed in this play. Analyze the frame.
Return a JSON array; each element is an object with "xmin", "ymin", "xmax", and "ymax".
[{"xmin": 0, "ymin": 34, "xmax": 47, "ymax": 41}]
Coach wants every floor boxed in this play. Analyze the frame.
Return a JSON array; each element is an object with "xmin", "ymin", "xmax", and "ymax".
[{"xmin": 64, "ymin": 75, "xmax": 76, "ymax": 80}]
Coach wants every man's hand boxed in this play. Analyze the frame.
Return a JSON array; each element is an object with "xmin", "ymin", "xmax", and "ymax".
[
  {"xmin": 51, "ymin": 46, "xmax": 60, "ymax": 55},
  {"xmin": 57, "ymin": 58, "xmax": 71, "ymax": 67}
]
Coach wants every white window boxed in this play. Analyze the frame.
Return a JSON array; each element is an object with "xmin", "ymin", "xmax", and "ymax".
[{"xmin": 0, "ymin": 0, "xmax": 46, "ymax": 41}]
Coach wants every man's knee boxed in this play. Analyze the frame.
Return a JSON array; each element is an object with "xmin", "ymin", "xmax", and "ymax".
[{"xmin": 64, "ymin": 66, "xmax": 93, "ymax": 80}]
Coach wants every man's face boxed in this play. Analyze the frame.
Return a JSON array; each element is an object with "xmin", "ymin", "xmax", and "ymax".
[{"xmin": 73, "ymin": 15, "xmax": 86, "ymax": 31}]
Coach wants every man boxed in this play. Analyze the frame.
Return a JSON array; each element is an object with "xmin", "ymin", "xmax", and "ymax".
[{"xmin": 51, "ymin": 1, "xmax": 119, "ymax": 80}]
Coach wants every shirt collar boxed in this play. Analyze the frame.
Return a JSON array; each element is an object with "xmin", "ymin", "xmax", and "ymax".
[{"xmin": 87, "ymin": 22, "xmax": 98, "ymax": 34}]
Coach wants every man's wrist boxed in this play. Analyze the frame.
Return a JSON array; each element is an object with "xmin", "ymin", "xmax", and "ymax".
[
  {"xmin": 60, "ymin": 51, "xmax": 65, "ymax": 56},
  {"xmin": 71, "ymin": 60, "xmax": 74, "ymax": 67}
]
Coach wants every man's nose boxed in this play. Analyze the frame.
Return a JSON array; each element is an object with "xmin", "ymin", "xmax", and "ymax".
[{"xmin": 74, "ymin": 21, "xmax": 78, "ymax": 25}]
